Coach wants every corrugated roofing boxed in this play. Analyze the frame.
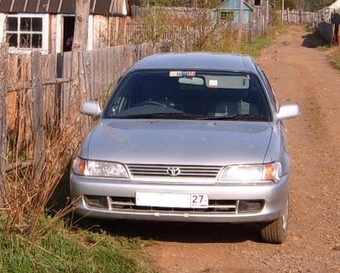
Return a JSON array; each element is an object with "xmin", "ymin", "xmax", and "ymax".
[
  {"xmin": 0, "ymin": 0, "xmax": 131, "ymax": 15},
  {"xmin": 60, "ymin": 0, "xmax": 75, "ymax": 13}
]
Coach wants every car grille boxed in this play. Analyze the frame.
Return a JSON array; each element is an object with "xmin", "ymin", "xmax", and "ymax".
[
  {"xmin": 84, "ymin": 195, "xmax": 264, "ymax": 214},
  {"xmin": 126, "ymin": 164, "xmax": 222, "ymax": 178}
]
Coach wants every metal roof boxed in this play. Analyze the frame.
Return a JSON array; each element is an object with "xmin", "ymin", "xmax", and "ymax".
[
  {"xmin": 0, "ymin": 0, "xmax": 131, "ymax": 16},
  {"xmin": 130, "ymin": 52, "xmax": 258, "ymax": 73}
]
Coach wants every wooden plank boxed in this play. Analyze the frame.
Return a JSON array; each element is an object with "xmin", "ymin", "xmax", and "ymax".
[
  {"xmin": 88, "ymin": 49, "xmax": 95, "ymax": 99},
  {"xmin": 113, "ymin": 46, "xmax": 121, "ymax": 86},
  {"xmin": 122, "ymin": 45, "xmax": 130, "ymax": 73},
  {"xmin": 100, "ymin": 48, "xmax": 107, "ymax": 97},
  {"xmin": 81, "ymin": 52, "xmax": 91, "ymax": 100},
  {"xmin": 31, "ymin": 52, "xmax": 45, "ymax": 177},
  {"xmin": 0, "ymin": 44, "xmax": 8, "ymax": 168},
  {"xmin": 3, "ymin": 160, "xmax": 33, "ymax": 173},
  {"xmin": 104, "ymin": 47, "xmax": 110, "ymax": 95},
  {"xmin": 96, "ymin": 49, "xmax": 105, "ymax": 98},
  {"xmin": 7, "ymin": 78, "xmax": 71, "ymax": 92},
  {"xmin": 83, "ymin": 51, "xmax": 93, "ymax": 100},
  {"xmin": 93, "ymin": 49, "xmax": 102, "ymax": 98},
  {"xmin": 78, "ymin": 50, "xmax": 92, "ymax": 135},
  {"xmin": 107, "ymin": 47, "xmax": 115, "ymax": 95},
  {"xmin": 43, "ymin": 53, "xmax": 58, "ymax": 133},
  {"xmin": 0, "ymin": 44, "xmax": 8, "ymax": 204},
  {"xmin": 61, "ymin": 52, "xmax": 73, "ymax": 124}
]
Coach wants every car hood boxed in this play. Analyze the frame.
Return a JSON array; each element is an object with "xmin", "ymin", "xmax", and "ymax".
[{"xmin": 80, "ymin": 119, "xmax": 274, "ymax": 165}]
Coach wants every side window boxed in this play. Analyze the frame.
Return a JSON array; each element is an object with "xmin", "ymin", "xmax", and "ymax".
[
  {"xmin": 257, "ymin": 66, "xmax": 279, "ymax": 112},
  {"xmin": 220, "ymin": 11, "xmax": 234, "ymax": 22}
]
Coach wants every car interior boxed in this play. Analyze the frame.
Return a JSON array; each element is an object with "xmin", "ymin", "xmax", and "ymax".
[{"xmin": 105, "ymin": 71, "xmax": 271, "ymax": 120}]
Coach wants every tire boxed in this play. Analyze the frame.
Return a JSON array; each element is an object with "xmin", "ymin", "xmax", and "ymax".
[{"xmin": 261, "ymin": 198, "xmax": 289, "ymax": 244}]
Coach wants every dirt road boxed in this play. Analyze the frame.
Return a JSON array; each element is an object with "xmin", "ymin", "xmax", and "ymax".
[{"xmin": 140, "ymin": 25, "xmax": 340, "ymax": 272}]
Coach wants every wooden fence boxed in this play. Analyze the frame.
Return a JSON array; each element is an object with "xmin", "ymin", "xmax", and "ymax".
[
  {"xmin": 280, "ymin": 9, "xmax": 318, "ymax": 25},
  {"xmin": 0, "ymin": 42, "xmax": 166, "ymax": 177}
]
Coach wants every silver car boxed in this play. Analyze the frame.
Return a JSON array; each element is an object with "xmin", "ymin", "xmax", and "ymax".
[{"xmin": 70, "ymin": 52, "xmax": 299, "ymax": 244}]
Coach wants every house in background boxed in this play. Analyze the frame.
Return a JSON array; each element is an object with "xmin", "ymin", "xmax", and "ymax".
[
  {"xmin": 0, "ymin": 0, "xmax": 131, "ymax": 54},
  {"xmin": 213, "ymin": 0, "xmax": 254, "ymax": 24}
]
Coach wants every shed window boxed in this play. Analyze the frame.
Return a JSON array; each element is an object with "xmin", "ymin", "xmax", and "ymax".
[
  {"xmin": 220, "ymin": 11, "xmax": 234, "ymax": 21},
  {"xmin": 254, "ymin": 0, "xmax": 261, "ymax": 5},
  {"xmin": 6, "ymin": 15, "xmax": 43, "ymax": 49}
]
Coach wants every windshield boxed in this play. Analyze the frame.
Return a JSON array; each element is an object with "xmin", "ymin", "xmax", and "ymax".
[{"xmin": 103, "ymin": 70, "xmax": 271, "ymax": 121}]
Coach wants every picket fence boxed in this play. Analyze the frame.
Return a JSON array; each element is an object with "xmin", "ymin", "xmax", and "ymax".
[{"xmin": 0, "ymin": 42, "xmax": 166, "ymax": 175}]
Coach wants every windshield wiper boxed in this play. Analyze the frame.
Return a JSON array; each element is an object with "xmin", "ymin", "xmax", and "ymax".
[
  {"xmin": 123, "ymin": 112, "xmax": 204, "ymax": 119},
  {"xmin": 200, "ymin": 114, "xmax": 269, "ymax": 121}
]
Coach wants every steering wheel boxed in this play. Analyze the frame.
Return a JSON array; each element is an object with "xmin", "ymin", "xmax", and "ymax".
[{"xmin": 134, "ymin": 100, "xmax": 167, "ymax": 107}]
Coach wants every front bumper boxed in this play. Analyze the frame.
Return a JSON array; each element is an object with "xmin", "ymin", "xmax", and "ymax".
[{"xmin": 70, "ymin": 173, "xmax": 289, "ymax": 223}]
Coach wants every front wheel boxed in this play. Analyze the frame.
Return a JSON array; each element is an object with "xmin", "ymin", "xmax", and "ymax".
[{"xmin": 261, "ymin": 198, "xmax": 289, "ymax": 244}]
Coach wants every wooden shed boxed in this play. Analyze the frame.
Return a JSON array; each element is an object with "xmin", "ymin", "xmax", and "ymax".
[
  {"xmin": 213, "ymin": 0, "xmax": 253, "ymax": 24},
  {"xmin": 0, "ymin": 0, "xmax": 131, "ymax": 54}
]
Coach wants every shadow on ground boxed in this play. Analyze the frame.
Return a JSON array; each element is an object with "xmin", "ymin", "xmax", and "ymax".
[
  {"xmin": 47, "ymin": 167, "xmax": 263, "ymax": 244},
  {"xmin": 72, "ymin": 217, "xmax": 264, "ymax": 244},
  {"xmin": 301, "ymin": 31, "xmax": 330, "ymax": 48},
  {"xmin": 46, "ymin": 164, "xmax": 73, "ymax": 219}
]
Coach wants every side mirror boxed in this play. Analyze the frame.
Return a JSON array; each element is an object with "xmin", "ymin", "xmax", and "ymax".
[
  {"xmin": 81, "ymin": 101, "xmax": 102, "ymax": 116},
  {"xmin": 276, "ymin": 103, "xmax": 300, "ymax": 120}
]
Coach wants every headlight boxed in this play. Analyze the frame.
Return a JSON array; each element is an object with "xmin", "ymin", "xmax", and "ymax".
[
  {"xmin": 218, "ymin": 162, "xmax": 281, "ymax": 183},
  {"xmin": 72, "ymin": 157, "xmax": 129, "ymax": 178}
]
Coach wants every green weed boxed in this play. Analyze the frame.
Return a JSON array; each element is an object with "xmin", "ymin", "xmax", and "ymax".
[{"xmin": 0, "ymin": 217, "xmax": 156, "ymax": 273}]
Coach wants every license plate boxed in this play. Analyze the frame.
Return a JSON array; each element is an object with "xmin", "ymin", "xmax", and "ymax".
[{"xmin": 136, "ymin": 192, "xmax": 209, "ymax": 208}]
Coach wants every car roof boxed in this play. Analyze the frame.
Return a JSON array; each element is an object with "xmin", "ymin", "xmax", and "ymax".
[{"xmin": 129, "ymin": 52, "xmax": 259, "ymax": 73}]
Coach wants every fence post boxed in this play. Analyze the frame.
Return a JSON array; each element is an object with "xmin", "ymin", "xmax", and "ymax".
[
  {"xmin": 287, "ymin": 8, "xmax": 290, "ymax": 23},
  {"xmin": 31, "ymin": 51, "xmax": 45, "ymax": 179},
  {"xmin": 0, "ymin": 43, "xmax": 8, "ymax": 206}
]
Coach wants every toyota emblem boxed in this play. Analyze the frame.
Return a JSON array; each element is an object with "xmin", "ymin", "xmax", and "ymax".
[{"xmin": 167, "ymin": 167, "xmax": 181, "ymax": 176}]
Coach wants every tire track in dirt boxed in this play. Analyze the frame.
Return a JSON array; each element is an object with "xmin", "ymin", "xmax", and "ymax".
[{"xmin": 133, "ymin": 25, "xmax": 340, "ymax": 273}]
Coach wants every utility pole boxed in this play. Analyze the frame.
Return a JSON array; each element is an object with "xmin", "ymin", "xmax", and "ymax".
[
  {"xmin": 72, "ymin": 0, "xmax": 91, "ymax": 52},
  {"xmin": 71, "ymin": 0, "xmax": 91, "ymax": 126}
]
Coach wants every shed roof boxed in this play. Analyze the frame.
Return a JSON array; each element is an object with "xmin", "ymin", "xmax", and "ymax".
[{"xmin": 0, "ymin": 0, "xmax": 131, "ymax": 16}]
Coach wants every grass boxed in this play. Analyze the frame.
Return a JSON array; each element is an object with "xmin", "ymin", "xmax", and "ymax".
[
  {"xmin": 241, "ymin": 28, "xmax": 281, "ymax": 57},
  {"xmin": 0, "ymin": 89, "xmax": 156, "ymax": 272},
  {"xmin": 302, "ymin": 24, "xmax": 340, "ymax": 71},
  {"xmin": 0, "ymin": 216, "xmax": 156, "ymax": 273},
  {"xmin": 329, "ymin": 47, "xmax": 340, "ymax": 70}
]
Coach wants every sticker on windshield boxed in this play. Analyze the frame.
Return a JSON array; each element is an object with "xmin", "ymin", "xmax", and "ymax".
[
  {"xmin": 169, "ymin": 71, "xmax": 196, "ymax": 77},
  {"xmin": 208, "ymin": 79, "xmax": 218, "ymax": 87}
]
